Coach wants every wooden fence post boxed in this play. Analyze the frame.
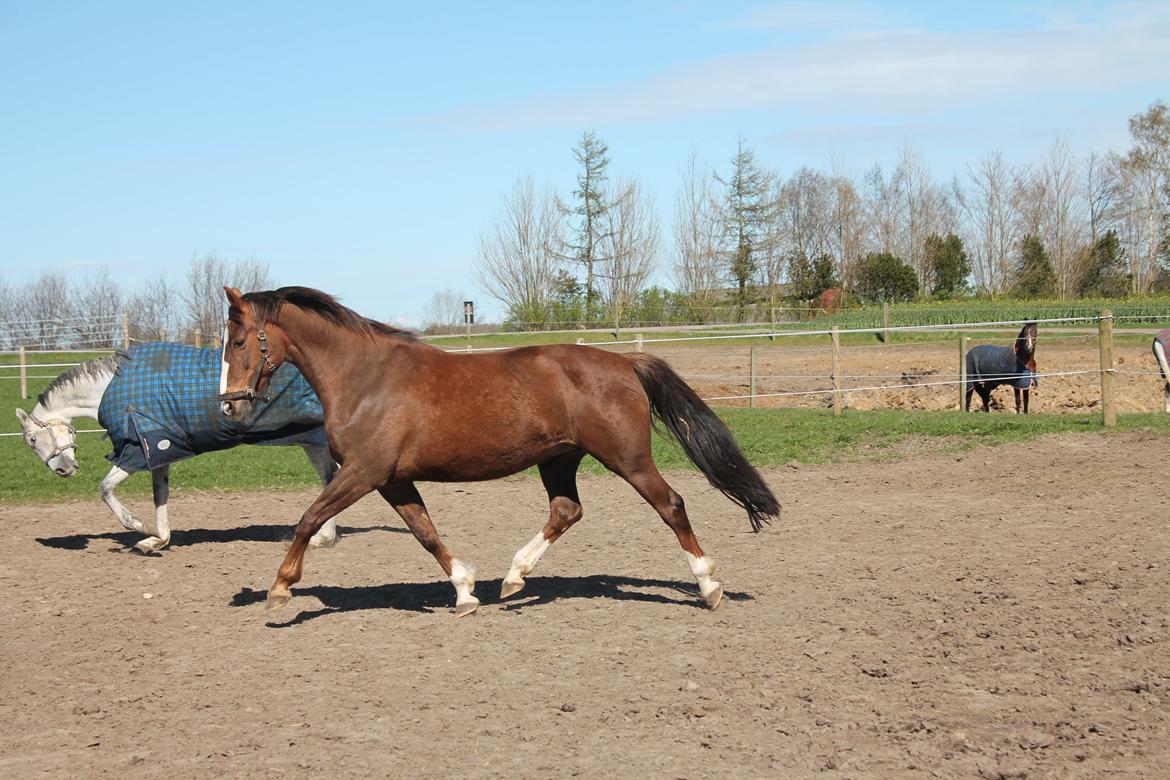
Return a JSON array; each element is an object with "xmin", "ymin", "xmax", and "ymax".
[
  {"xmin": 831, "ymin": 327, "xmax": 842, "ymax": 416},
  {"xmin": 19, "ymin": 345, "xmax": 27, "ymax": 400},
  {"xmin": 194, "ymin": 330, "xmax": 202, "ymax": 349},
  {"xmin": 769, "ymin": 307, "xmax": 776, "ymax": 342},
  {"xmin": 122, "ymin": 313, "xmax": 130, "ymax": 350},
  {"xmin": 880, "ymin": 302, "xmax": 890, "ymax": 343},
  {"xmin": 635, "ymin": 333, "xmax": 644, "ymax": 352},
  {"xmin": 959, "ymin": 336, "xmax": 969, "ymax": 411},
  {"xmin": 749, "ymin": 346, "xmax": 757, "ymax": 409},
  {"xmin": 1099, "ymin": 309, "xmax": 1116, "ymax": 427}
]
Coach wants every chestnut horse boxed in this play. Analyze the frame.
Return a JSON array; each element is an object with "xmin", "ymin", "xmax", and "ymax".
[{"xmin": 219, "ymin": 286, "xmax": 779, "ymax": 615}]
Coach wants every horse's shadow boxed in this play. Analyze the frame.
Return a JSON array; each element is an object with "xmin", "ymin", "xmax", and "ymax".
[
  {"xmin": 35, "ymin": 523, "xmax": 406, "ymax": 551},
  {"xmin": 231, "ymin": 574, "xmax": 753, "ymax": 627}
]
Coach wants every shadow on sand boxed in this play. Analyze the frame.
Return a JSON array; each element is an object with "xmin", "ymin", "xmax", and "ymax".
[
  {"xmin": 35, "ymin": 523, "xmax": 407, "ymax": 551},
  {"xmin": 231, "ymin": 574, "xmax": 754, "ymax": 627}
]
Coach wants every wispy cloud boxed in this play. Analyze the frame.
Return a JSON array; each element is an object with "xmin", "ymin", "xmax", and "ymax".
[
  {"xmin": 416, "ymin": 6, "xmax": 1170, "ymax": 134},
  {"xmin": 729, "ymin": 2, "xmax": 885, "ymax": 33}
]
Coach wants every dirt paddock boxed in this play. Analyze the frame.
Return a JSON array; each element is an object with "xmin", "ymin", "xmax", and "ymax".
[{"xmin": 1, "ymin": 432, "xmax": 1167, "ymax": 778}]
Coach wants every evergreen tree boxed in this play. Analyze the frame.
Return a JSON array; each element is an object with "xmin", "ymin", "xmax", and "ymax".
[
  {"xmin": 1076, "ymin": 230, "xmax": 1130, "ymax": 297},
  {"xmin": 561, "ymin": 129, "xmax": 612, "ymax": 312},
  {"xmin": 717, "ymin": 138, "xmax": 771, "ymax": 316},
  {"xmin": 789, "ymin": 253, "xmax": 839, "ymax": 300},
  {"xmin": 924, "ymin": 233, "xmax": 971, "ymax": 298},
  {"xmin": 1014, "ymin": 235, "xmax": 1058, "ymax": 298},
  {"xmin": 853, "ymin": 252, "xmax": 919, "ymax": 303}
]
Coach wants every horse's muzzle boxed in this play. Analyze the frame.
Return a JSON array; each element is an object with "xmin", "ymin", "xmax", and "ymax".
[{"xmin": 221, "ymin": 398, "xmax": 254, "ymax": 421}]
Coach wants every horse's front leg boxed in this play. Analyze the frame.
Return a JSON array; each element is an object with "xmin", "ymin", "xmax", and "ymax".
[
  {"xmin": 1023, "ymin": 389, "xmax": 1030, "ymax": 414},
  {"xmin": 100, "ymin": 465, "xmax": 148, "ymax": 536},
  {"xmin": 301, "ymin": 445, "xmax": 340, "ymax": 548},
  {"xmin": 267, "ymin": 465, "xmax": 373, "ymax": 611},
  {"xmin": 1014, "ymin": 388, "xmax": 1022, "ymax": 414},
  {"xmin": 134, "ymin": 466, "xmax": 172, "ymax": 554}
]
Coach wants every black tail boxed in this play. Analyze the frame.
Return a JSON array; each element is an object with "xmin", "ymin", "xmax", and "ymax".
[{"xmin": 628, "ymin": 353, "xmax": 780, "ymax": 532}]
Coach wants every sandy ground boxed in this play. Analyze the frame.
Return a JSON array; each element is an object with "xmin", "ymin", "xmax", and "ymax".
[
  {"xmin": 631, "ymin": 334, "xmax": 1166, "ymax": 413},
  {"xmin": 1, "ymin": 431, "xmax": 1167, "ymax": 778}
]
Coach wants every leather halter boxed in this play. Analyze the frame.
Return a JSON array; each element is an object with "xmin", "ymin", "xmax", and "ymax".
[
  {"xmin": 218, "ymin": 304, "xmax": 278, "ymax": 405},
  {"xmin": 26, "ymin": 413, "xmax": 78, "ymax": 463}
]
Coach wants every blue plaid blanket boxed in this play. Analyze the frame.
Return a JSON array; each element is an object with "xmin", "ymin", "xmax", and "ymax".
[
  {"xmin": 966, "ymin": 344, "xmax": 1038, "ymax": 390},
  {"xmin": 98, "ymin": 342, "xmax": 326, "ymax": 472}
]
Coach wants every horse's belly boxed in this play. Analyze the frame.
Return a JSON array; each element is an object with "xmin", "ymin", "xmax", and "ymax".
[{"xmin": 400, "ymin": 440, "xmax": 573, "ymax": 482}]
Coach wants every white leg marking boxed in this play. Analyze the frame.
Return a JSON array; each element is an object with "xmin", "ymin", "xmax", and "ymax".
[
  {"xmin": 450, "ymin": 559, "xmax": 479, "ymax": 612},
  {"xmin": 684, "ymin": 551, "xmax": 721, "ymax": 600},
  {"xmin": 304, "ymin": 446, "xmax": 341, "ymax": 548},
  {"xmin": 504, "ymin": 532, "xmax": 552, "ymax": 587},
  {"xmin": 1154, "ymin": 341, "xmax": 1170, "ymax": 413},
  {"xmin": 135, "ymin": 466, "xmax": 172, "ymax": 553}
]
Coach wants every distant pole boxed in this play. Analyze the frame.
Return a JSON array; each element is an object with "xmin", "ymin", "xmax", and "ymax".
[
  {"xmin": 959, "ymin": 336, "xmax": 970, "ymax": 411},
  {"xmin": 635, "ymin": 333, "xmax": 644, "ymax": 352},
  {"xmin": 880, "ymin": 302, "xmax": 890, "ymax": 343},
  {"xmin": 121, "ymin": 313, "xmax": 130, "ymax": 350},
  {"xmin": 19, "ymin": 345, "xmax": 27, "ymax": 400},
  {"xmin": 749, "ymin": 346, "xmax": 757, "ymax": 409},
  {"xmin": 1099, "ymin": 309, "xmax": 1116, "ymax": 427},
  {"xmin": 831, "ymin": 327, "xmax": 842, "ymax": 417}
]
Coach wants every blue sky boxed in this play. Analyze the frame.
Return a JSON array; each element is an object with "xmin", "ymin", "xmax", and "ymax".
[{"xmin": 2, "ymin": 1, "xmax": 1168, "ymax": 323}]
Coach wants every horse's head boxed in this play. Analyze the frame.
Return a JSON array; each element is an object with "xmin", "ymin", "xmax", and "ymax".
[
  {"xmin": 1014, "ymin": 322, "xmax": 1038, "ymax": 362},
  {"xmin": 220, "ymin": 286, "xmax": 287, "ymax": 421},
  {"xmin": 14, "ymin": 408, "xmax": 79, "ymax": 477}
]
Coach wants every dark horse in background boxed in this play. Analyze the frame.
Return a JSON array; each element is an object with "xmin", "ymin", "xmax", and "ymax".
[
  {"xmin": 965, "ymin": 322, "xmax": 1039, "ymax": 413},
  {"xmin": 219, "ymin": 286, "xmax": 780, "ymax": 616}
]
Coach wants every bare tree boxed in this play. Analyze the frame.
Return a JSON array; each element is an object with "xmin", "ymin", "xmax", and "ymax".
[
  {"xmin": 129, "ymin": 273, "xmax": 180, "ymax": 342},
  {"xmin": 671, "ymin": 152, "xmax": 723, "ymax": 304},
  {"xmin": 476, "ymin": 176, "xmax": 563, "ymax": 327},
  {"xmin": 962, "ymin": 151, "xmax": 1023, "ymax": 295},
  {"xmin": 1116, "ymin": 101, "xmax": 1170, "ymax": 292},
  {"xmin": 891, "ymin": 145, "xmax": 953, "ymax": 286},
  {"xmin": 71, "ymin": 268, "xmax": 123, "ymax": 348},
  {"xmin": 776, "ymin": 166, "xmax": 833, "ymax": 288},
  {"xmin": 1033, "ymin": 140, "xmax": 1089, "ymax": 298},
  {"xmin": 184, "ymin": 253, "xmax": 274, "ymax": 343},
  {"xmin": 597, "ymin": 179, "xmax": 659, "ymax": 329},
  {"xmin": 423, "ymin": 288, "xmax": 468, "ymax": 334},
  {"xmin": 1084, "ymin": 151, "xmax": 1120, "ymax": 243},
  {"xmin": 19, "ymin": 273, "xmax": 75, "ymax": 349},
  {"xmin": 863, "ymin": 163, "xmax": 899, "ymax": 256},
  {"xmin": 827, "ymin": 164, "xmax": 867, "ymax": 288}
]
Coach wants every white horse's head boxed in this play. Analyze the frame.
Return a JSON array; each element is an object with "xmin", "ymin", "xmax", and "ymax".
[{"xmin": 14, "ymin": 408, "xmax": 79, "ymax": 477}]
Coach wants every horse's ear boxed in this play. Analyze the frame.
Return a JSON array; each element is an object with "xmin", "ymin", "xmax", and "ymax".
[
  {"xmin": 224, "ymin": 286, "xmax": 245, "ymax": 312},
  {"xmin": 14, "ymin": 408, "xmax": 28, "ymax": 424}
]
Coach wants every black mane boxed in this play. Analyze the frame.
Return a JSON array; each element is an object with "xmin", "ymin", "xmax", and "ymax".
[
  {"xmin": 241, "ymin": 286, "xmax": 416, "ymax": 341},
  {"xmin": 38, "ymin": 352, "xmax": 128, "ymax": 407}
]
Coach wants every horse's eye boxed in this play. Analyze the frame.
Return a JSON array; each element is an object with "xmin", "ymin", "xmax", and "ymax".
[
  {"xmin": 28, "ymin": 436, "xmax": 36, "ymax": 445},
  {"xmin": 233, "ymin": 339, "xmax": 245, "ymax": 349}
]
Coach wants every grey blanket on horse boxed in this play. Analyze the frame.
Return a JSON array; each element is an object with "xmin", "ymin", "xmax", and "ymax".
[
  {"xmin": 966, "ymin": 344, "xmax": 1038, "ymax": 390},
  {"xmin": 98, "ymin": 342, "xmax": 326, "ymax": 473}
]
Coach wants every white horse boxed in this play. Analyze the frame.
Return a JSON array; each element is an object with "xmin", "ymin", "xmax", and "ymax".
[
  {"xmin": 15, "ymin": 354, "xmax": 340, "ymax": 553},
  {"xmin": 1154, "ymin": 332, "xmax": 1170, "ymax": 413}
]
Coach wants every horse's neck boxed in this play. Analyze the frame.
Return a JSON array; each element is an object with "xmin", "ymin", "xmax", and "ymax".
[
  {"xmin": 38, "ymin": 368, "xmax": 112, "ymax": 423},
  {"xmin": 280, "ymin": 310, "xmax": 411, "ymax": 409}
]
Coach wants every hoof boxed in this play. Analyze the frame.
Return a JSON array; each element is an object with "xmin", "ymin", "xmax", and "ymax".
[
  {"xmin": 265, "ymin": 591, "xmax": 291, "ymax": 611},
  {"xmin": 132, "ymin": 538, "xmax": 167, "ymax": 554},
  {"xmin": 500, "ymin": 579, "xmax": 525, "ymax": 599},
  {"xmin": 703, "ymin": 584, "xmax": 724, "ymax": 611},
  {"xmin": 454, "ymin": 599, "xmax": 479, "ymax": 618}
]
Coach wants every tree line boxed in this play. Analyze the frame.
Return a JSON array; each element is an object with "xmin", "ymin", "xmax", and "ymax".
[
  {"xmin": 0, "ymin": 254, "xmax": 272, "ymax": 350},
  {"xmin": 469, "ymin": 101, "xmax": 1170, "ymax": 330}
]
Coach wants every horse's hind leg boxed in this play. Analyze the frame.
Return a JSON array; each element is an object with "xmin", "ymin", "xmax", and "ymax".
[
  {"xmin": 965, "ymin": 386, "xmax": 974, "ymax": 412},
  {"xmin": 134, "ymin": 466, "xmax": 172, "ymax": 554},
  {"xmin": 501, "ymin": 451, "xmax": 586, "ymax": 600},
  {"xmin": 267, "ymin": 465, "xmax": 372, "ymax": 610},
  {"xmin": 379, "ymin": 481, "xmax": 479, "ymax": 617},
  {"xmin": 614, "ymin": 459, "xmax": 723, "ymax": 610},
  {"xmin": 302, "ymin": 445, "xmax": 340, "ymax": 548}
]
